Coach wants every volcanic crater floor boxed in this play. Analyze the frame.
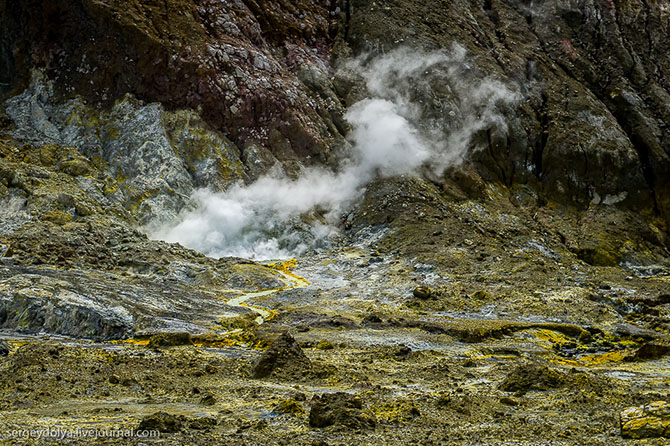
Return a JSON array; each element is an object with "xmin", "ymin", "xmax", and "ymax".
[{"xmin": 2, "ymin": 242, "xmax": 670, "ymax": 446}]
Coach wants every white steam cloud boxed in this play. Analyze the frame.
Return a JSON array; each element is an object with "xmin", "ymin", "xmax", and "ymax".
[{"xmin": 152, "ymin": 45, "xmax": 520, "ymax": 260}]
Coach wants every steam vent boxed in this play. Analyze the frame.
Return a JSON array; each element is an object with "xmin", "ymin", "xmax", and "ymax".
[{"xmin": 1, "ymin": 1, "xmax": 670, "ymax": 444}]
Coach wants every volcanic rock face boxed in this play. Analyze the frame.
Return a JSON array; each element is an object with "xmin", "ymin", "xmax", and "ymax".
[
  {"xmin": 345, "ymin": 0, "xmax": 670, "ymax": 215},
  {"xmin": 2, "ymin": 71, "xmax": 247, "ymax": 226},
  {"xmin": 1, "ymin": 0, "xmax": 348, "ymax": 166},
  {"xmin": 2, "ymin": 1, "xmax": 669, "ymax": 238},
  {"xmin": 0, "ymin": 0, "xmax": 666, "ymax": 341}
]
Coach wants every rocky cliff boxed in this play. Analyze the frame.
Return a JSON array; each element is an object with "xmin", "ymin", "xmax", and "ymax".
[
  {"xmin": 2, "ymin": 0, "xmax": 668, "ymax": 263},
  {"xmin": 2, "ymin": 0, "xmax": 348, "ymax": 165},
  {"xmin": 340, "ymin": 0, "xmax": 670, "ymax": 266},
  {"xmin": 346, "ymin": 0, "xmax": 670, "ymax": 210}
]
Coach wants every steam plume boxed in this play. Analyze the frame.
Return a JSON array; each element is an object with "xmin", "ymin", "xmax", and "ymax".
[{"xmin": 152, "ymin": 45, "xmax": 520, "ymax": 259}]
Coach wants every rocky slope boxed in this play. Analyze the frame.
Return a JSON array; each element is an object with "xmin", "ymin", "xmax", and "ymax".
[
  {"xmin": 2, "ymin": 0, "xmax": 348, "ymax": 162},
  {"xmin": 0, "ymin": 0, "xmax": 669, "ymax": 445},
  {"xmin": 340, "ymin": 0, "xmax": 670, "ymax": 267},
  {"xmin": 2, "ymin": 0, "xmax": 668, "ymax": 264}
]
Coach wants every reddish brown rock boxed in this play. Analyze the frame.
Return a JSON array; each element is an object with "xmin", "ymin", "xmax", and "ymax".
[{"xmin": 0, "ymin": 0, "xmax": 346, "ymax": 162}]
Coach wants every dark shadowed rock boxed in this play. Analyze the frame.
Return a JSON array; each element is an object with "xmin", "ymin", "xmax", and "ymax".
[
  {"xmin": 138, "ymin": 410, "xmax": 216, "ymax": 433},
  {"xmin": 148, "ymin": 332, "xmax": 193, "ymax": 349},
  {"xmin": 632, "ymin": 339, "xmax": 670, "ymax": 361},
  {"xmin": 252, "ymin": 332, "xmax": 311, "ymax": 379},
  {"xmin": 361, "ymin": 313, "xmax": 383, "ymax": 326},
  {"xmin": 138, "ymin": 412, "xmax": 183, "ymax": 433},
  {"xmin": 187, "ymin": 416, "xmax": 217, "ymax": 431},
  {"xmin": 0, "ymin": 339, "xmax": 9, "ymax": 356},
  {"xmin": 413, "ymin": 286, "xmax": 432, "ymax": 299},
  {"xmin": 499, "ymin": 363, "xmax": 566, "ymax": 394},
  {"xmin": 346, "ymin": 0, "xmax": 670, "ymax": 215},
  {"xmin": 309, "ymin": 392, "xmax": 376, "ymax": 430}
]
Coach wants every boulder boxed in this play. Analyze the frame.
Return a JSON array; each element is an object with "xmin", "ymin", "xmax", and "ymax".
[
  {"xmin": 499, "ymin": 363, "xmax": 566, "ymax": 394},
  {"xmin": 0, "ymin": 339, "xmax": 9, "ymax": 356},
  {"xmin": 138, "ymin": 412, "xmax": 183, "ymax": 434},
  {"xmin": 412, "ymin": 286, "xmax": 432, "ymax": 299},
  {"xmin": 309, "ymin": 392, "xmax": 376, "ymax": 430},
  {"xmin": 632, "ymin": 339, "xmax": 670, "ymax": 361},
  {"xmin": 621, "ymin": 401, "xmax": 670, "ymax": 439},
  {"xmin": 148, "ymin": 332, "xmax": 193, "ymax": 349},
  {"xmin": 252, "ymin": 332, "xmax": 312, "ymax": 379}
]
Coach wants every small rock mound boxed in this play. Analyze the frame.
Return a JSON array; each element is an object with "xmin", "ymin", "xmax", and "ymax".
[
  {"xmin": 273, "ymin": 398, "xmax": 306, "ymax": 416},
  {"xmin": 316, "ymin": 340, "xmax": 334, "ymax": 350},
  {"xmin": 138, "ymin": 412, "xmax": 183, "ymax": 433},
  {"xmin": 148, "ymin": 332, "xmax": 193, "ymax": 349},
  {"xmin": 252, "ymin": 332, "xmax": 311, "ymax": 379},
  {"xmin": 631, "ymin": 339, "xmax": 670, "ymax": 361},
  {"xmin": 200, "ymin": 392, "xmax": 217, "ymax": 406},
  {"xmin": 138, "ymin": 411, "xmax": 217, "ymax": 433},
  {"xmin": 499, "ymin": 363, "xmax": 566, "ymax": 393},
  {"xmin": 309, "ymin": 392, "xmax": 376, "ymax": 430},
  {"xmin": 361, "ymin": 313, "xmax": 383, "ymax": 326},
  {"xmin": 0, "ymin": 340, "xmax": 9, "ymax": 357},
  {"xmin": 621, "ymin": 401, "xmax": 670, "ymax": 439},
  {"xmin": 376, "ymin": 400, "xmax": 421, "ymax": 424}
]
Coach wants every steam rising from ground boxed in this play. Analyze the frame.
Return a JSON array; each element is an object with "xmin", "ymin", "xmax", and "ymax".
[{"xmin": 152, "ymin": 45, "xmax": 520, "ymax": 259}]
